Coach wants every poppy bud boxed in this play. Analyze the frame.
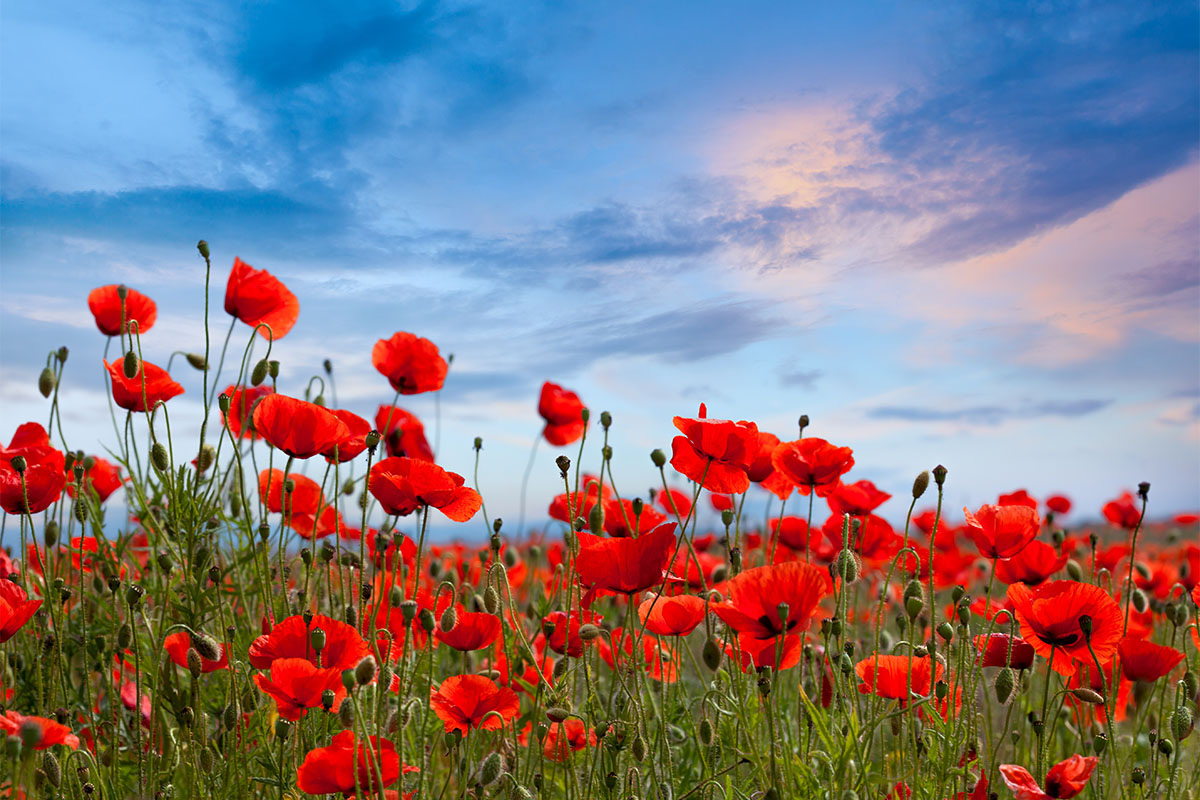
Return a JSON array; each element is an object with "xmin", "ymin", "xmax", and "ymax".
[
  {"xmin": 1137, "ymin": 481, "xmax": 1150, "ymax": 500},
  {"xmin": 757, "ymin": 674, "xmax": 772, "ymax": 697},
  {"xmin": 197, "ymin": 444, "xmax": 215, "ymax": 473},
  {"xmin": 440, "ymin": 605, "xmax": 458, "ymax": 633},
  {"xmin": 338, "ymin": 698, "xmax": 354, "ymax": 728},
  {"xmin": 730, "ymin": 547, "xmax": 742, "ymax": 573},
  {"xmin": 419, "ymin": 608, "xmax": 435, "ymax": 634},
  {"xmin": 43, "ymin": 751, "xmax": 61, "ymax": 787},
  {"xmin": 479, "ymin": 751, "xmax": 503, "ymax": 786},
  {"xmin": 184, "ymin": 647, "xmax": 203, "ymax": 678},
  {"xmin": 1183, "ymin": 671, "xmax": 1199, "ymax": 699},
  {"xmin": 1071, "ymin": 688, "xmax": 1104, "ymax": 705},
  {"xmin": 631, "ymin": 734, "xmax": 648, "ymax": 762},
  {"xmin": 650, "ymin": 449, "xmax": 666, "ymax": 468},
  {"xmin": 995, "ymin": 667, "xmax": 1016, "ymax": 704},
  {"xmin": 1157, "ymin": 736, "xmax": 1173, "ymax": 756},
  {"xmin": 912, "ymin": 471, "xmax": 930, "ymax": 499},
  {"xmin": 578, "ymin": 623, "xmax": 600, "ymax": 642},
  {"xmin": 38, "ymin": 368, "xmax": 56, "ymax": 398},
  {"xmin": 797, "ymin": 414, "xmax": 810, "ymax": 432},
  {"xmin": 1171, "ymin": 707, "xmax": 1194, "ymax": 741},
  {"xmin": 43, "ymin": 519, "xmax": 59, "ymax": 547},
  {"xmin": 123, "ymin": 350, "xmax": 139, "ymax": 379},
  {"xmin": 905, "ymin": 595, "xmax": 924, "ymax": 619},
  {"xmin": 151, "ymin": 442, "xmax": 169, "ymax": 473},
  {"xmin": 547, "ymin": 706, "xmax": 570, "ymax": 723},
  {"xmin": 838, "ymin": 653, "xmax": 854, "ymax": 675},
  {"xmin": 599, "ymin": 410, "xmax": 612, "ymax": 430},
  {"xmin": 702, "ymin": 637, "xmax": 722, "ymax": 671},
  {"xmin": 1132, "ymin": 588, "xmax": 1148, "ymax": 613},
  {"xmin": 588, "ymin": 501, "xmax": 604, "ymax": 535},
  {"xmin": 699, "ymin": 717, "xmax": 714, "ymax": 746},
  {"xmin": 310, "ymin": 627, "xmax": 326, "ymax": 653},
  {"xmin": 914, "ymin": 645, "xmax": 928, "ymax": 658},
  {"xmin": 836, "ymin": 550, "xmax": 859, "ymax": 583},
  {"xmin": 223, "ymin": 703, "xmax": 239, "ymax": 729},
  {"xmin": 250, "ymin": 359, "xmax": 268, "ymax": 387},
  {"xmin": 710, "ymin": 565, "xmax": 727, "ymax": 584},
  {"xmin": 555, "ymin": 455, "xmax": 571, "ymax": 476},
  {"xmin": 1066, "ymin": 559, "xmax": 1083, "ymax": 581}
]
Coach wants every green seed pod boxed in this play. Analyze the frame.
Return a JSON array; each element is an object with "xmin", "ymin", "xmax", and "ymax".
[
  {"xmin": 995, "ymin": 668, "xmax": 1016, "ymax": 704},
  {"xmin": 310, "ymin": 627, "xmax": 326, "ymax": 653},
  {"xmin": 932, "ymin": 464, "xmax": 947, "ymax": 487},
  {"xmin": 197, "ymin": 240, "xmax": 210, "ymax": 258},
  {"xmin": 250, "ymin": 359, "xmax": 269, "ymax": 387},
  {"xmin": 631, "ymin": 734, "xmax": 647, "ymax": 762},
  {"xmin": 268, "ymin": 360, "xmax": 280, "ymax": 379},
  {"xmin": 956, "ymin": 603, "xmax": 971, "ymax": 625},
  {"xmin": 912, "ymin": 471, "xmax": 930, "ymax": 499},
  {"xmin": 1093, "ymin": 733, "xmax": 1107, "ymax": 754},
  {"xmin": 699, "ymin": 718, "xmax": 714, "ymax": 746},
  {"xmin": 1157, "ymin": 736, "xmax": 1174, "ymax": 756},
  {"xmin": 905, "ymin": 595, "xmax": 924, "ymax": 619},
  {"xmin": 38, "ymin": 368, "xmax": 56, "ymax": 399},
  {"xmin": 43, "ymin": 751, "xmax": 61, "ymax": 787},
  {"xmin": 555, "ymin": 455, "xmax": 571, "ymax": 475},
  {"xmin": 419, "ymin": 608, "xmax": 435, "ymax": 634},
  {"xmin": 275, "ymin": 718, "xmax": 292, "ymax": 742},
  {"xmin": 151, "ymin": 442, "xmax": 170, "ymax": 473},
  {"xmin": 650, "ymin": 449, "xmax": 666, "ymax": 468},
  {"xmin": 588, "ymin": 501, "xmax": 605, "ymax": 535},
  {"xmin": 44, "ymin": 520, "xmax": 59, "ymax": 548},
  {"xmin": 1070, "ymin": 688, "xmax": 1104, "ymax": 705},
  {"xmin": 480, "ymin": 751, "xmax": 503, "ymax": 786},
  {"xmin": 355, "ymin": 656, "xmax": 377, "ymax": 686},
  {"xmin": 117, "ymin": 623, "xmax": 133, "ymax": 650},
  {"xmin": 838, "ymin": 653, "xmax": 853, "ymax": 675},
  {"xmin": 123, "ymin": 350, "xmax": 139, "ymax": 379},
  {"xmin": 702, "ymin": 637, "xmax": 722, "ymax": 671},
  {"xmin": 1132, "ymin": 588, "xmax": 1148, "ymax": 613},
  {"xmin": 1065, "ymin": 559, "xmax": 1083, "ymax": 581},
  {"xmin": 185, "ymin": 353, "xmax": 208, "ymax": 371},
  {"xmin": 936, "ymin": 622, "xmax": 954, "ymax": 642},
  {"xmin": 1130, "ymin": 767, "xmax": 1144, "ymax": 785},
  {"xmin": 321, "ymin": 689, "xmax": 336, "ymax": 712}
]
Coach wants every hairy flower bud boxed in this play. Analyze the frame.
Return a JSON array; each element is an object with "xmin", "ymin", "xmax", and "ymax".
[
  {"xmin": 250, "ymin": 359, "xmax": 269, "ymax": 387},
  {"xmin": 480, "ymin": 751, "xmax": 503, "ymax": 786},
  {"xmin": 38, "ymin": 368, "xmax": 56, "ymax": 399},
  {"xmin": 912, "ymin": 471, "xmax": 930, "ymax": 499},
  {"xmin": 123, "ymin": 350, "xmax": 139, "ymax": 379},
  {"xmin": 151, "ymin": 442, "xmax": 170, "ymax": 473}
]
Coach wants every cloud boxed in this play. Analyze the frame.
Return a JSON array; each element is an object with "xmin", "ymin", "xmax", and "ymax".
[
  {"xmin": 779, "ymin": 368, "xmax": 823, "ymax": 389},
  {"xmin": 867, "ymin": 398, "xmax": 1112, "ymax": 426}
]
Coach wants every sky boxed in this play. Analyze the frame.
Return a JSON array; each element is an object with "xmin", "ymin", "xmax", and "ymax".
[{"xmin": 2, "ymin": 0, "xmax": 1198, "ymax": 539}]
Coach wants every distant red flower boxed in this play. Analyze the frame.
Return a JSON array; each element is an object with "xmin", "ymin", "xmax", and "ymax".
[
  {"xmin": 430, "ymin": 674, "xmax": 519, "ymax": 735},
  {"xmin": 827, "ymin": 480, "xmax": 891, "ymax": 517},
  {"xmin": 249, "ymin": 613, "xmax": 369, "ymax": 671},
  {"xmin": 88, "ymin": 285, "xmax": 157, "ymax": 336},
  {"xmin": 368, "ymin": 457, "xmax": 481, "ymax": 521},
  {"xmin": 542, "ymin": 610, "xmax": 603, "ymax": 658},
  {"xmin": 1046, "ymin": 495, "xmax": 1072, "ymax": 515},
  {"xmin": 163, "ymin": 631, "xmax": 228, "ymax": 672},
  {"xmin": 963, "ymin": 504, "xmax": 1040, "ymax": 560},
  {"xmin": 603, "ymin": 497, "xmax": 666, "ymax": 537},
  {"xmin": 670, "ymin": 404, "xmax": 760, "ymax": 494},
  {"xmin": 323, "ymin": 409, "xmax": 371, "ymax": 463},
  {"xmin": 1006, "ymin": 580, "xmax": 1122, "ymax": 675},
  {"xmin": 0, "ymin": 579, "xmax": 42, "ymax": 643},
  {"xmin": 771, "ymin": 516, "xmax": 818, "ymax": 553},
  {"xmin": 1102, "ymin": 491, "xmax": 1141, "ymax": 530},
  {"xmin": 1117, "ymin": 636, "xmax": 1184, "ymax": 682},
  {"xmin": 254, "ymin": 657, "xmax": 345, "ymax": 720},
  {"xmin": 373, "ymin": 332, "xmax": 448, "ymax": 395},
  {"xmin": 221, "ymin": 384, "xmax": 273, "ymax": 439},
  {"xmin": 770, "ymin": 437, "xmax": 855, "ymax": 498},
  {"xmin": 999, "ymin": 755, "xmax": 1097, "ymax": 800},
  {"xmin": 435, "ymin": 612, "xmax": 502, "ymax": 652},
  {"xmin": 836, "ymin": 513, "xmax": 902, "ymax": 565},
  {"xmin": 855, "ymin": 654, "xmax": 942, "ymax": 701},
  {"xmin": 655, "ymin": 486, "xmax": 693, "ymax": 517},
  {"xmin": 258, "ymin": 469, "xmax": 323, "ymax": 519},
  {"xmin": 974, "ymin": 634, "xmax": 1036, "ymax": 670},
  {"xmin": 539, "ymin": 382, "xmax": 586, "ymax": 445},
  {"xmin": 711, "ymin": 560, "xmax": 829, "ymax": 640},
  {"xmin": 0, "ymin": 711, "xmax": 80, "ymax": 750},
  {"xmin": 540, "ymin": 719, "xmax": 597, "ymax": 761},
  {"xmin": 574, "ymin": 522, "xmax": 677, "ymax": 605},
  {"xmin": 225, "ymin": 257, "xmax": 299, "ymax": 339},
  {"xmin": 66, "ymin": 456, "xmax": 124, "ymax": 503},
  {"xmin": 296, "ymin": 730, "xmax": 410, "ymax": 797},
  {"xmin": 252, "ymin": 394, "xmax": 352, "ymax": 460},
  {"xmin": 998, "ymin": 489, "xmax": 1038, "ymax": 509},
  {"xmin": 723, "ymin": 632, "xmax": 804, "ymax": 672},
  {"xmin": 1175, "ymin": 512, "xmax": 1199, "ymax": 525},
  {"xmin": 104, "ymin": 358, "xmax": 184, "ymax": 412},
  {"xmin": 994, "ymin": 540, "xmax": 1067, "ymax": 585},
  {"xmin": 598, "ymin": 627, "xmax": 678, "ymax": 682},
  {"xmin": 638, "ymin": 593, "xmax": 707, "ymax": 637},
  {"xmin": 375, "ymin": 405, "xmax": 435, "ymax": 461},
  {"xmin": 709, "ymin": 492, "xmax": 734, "ymax": 512},
  {"xmin": 746, "ymin": 432, "xmax": 781, "ymax": 483}
]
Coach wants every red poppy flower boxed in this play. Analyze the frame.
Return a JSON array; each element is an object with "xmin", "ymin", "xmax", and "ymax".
[
  {"xmin": 1006, "ymin": 580, "xmax": 1122, "ymax": 674},
  {"xmin": 598, "ymin": 627, "xmax": 678, "ymax": 682},
  {"xmin": 539, "ymin": 382, "xmax": 586, "ymax": 445},
  {"xmin": 368, "ymin": 457, "xmax": 481, "ymax": 522},
  {"xmin": 574, "ymin": 522, "xmax": 677, "ymax": 605},
  {"xmin": 430, "ymin": 674, "xmax": 519, "ymax": 735},
  {"xmin": 435, "ymin": 612, "xmax": 502, "ymax": 652},
  {"xmin": 834, "ymin": 513, "xmax": 902, "ymax": 566},
  {"xmin": 1046, "ymin": 495, "xmax": 1072, "ymax": 515},
  {"xmin": 1102, "ymin": 491, "xmax": 1141, "ymax": 530},
  {"xmin": 372, "ymin": 332, "xmax": 448, "ymax": 395},
  {"xmin": 322, "ymin": 409, "xmax": 371, "ymax": 463},
  {"xmin": 638, "ymin": 593, "xmax": 707, "ymax": 637},
  {"xmin": 0, "ymin": 579, "xmax": 42, "ymax": 643},
  {"xmin": 221, "ymin": 384, "xmax": 273, "ymax": 439},
  {"xmin": 999, "ymin": 755, "xmax": 1097, "ymax": 800},
  {"xmin": 855, "ymin": 654, "xmax": 942, "ymax": 701},
  {"xmin": 994, "ymin": 540, "xmax": 1067, "ymax": 585},
  {"xmin": 827, "ymin": 480, "xmax": 891, "ymax": 517},
  {"xmin": 603, "ymin": 497, "xmax": 666, "ymax": 537},
  {"xmin": 64, "ymin": 455, "xmax": 124, "ymax": 503},
  {"xmin": 1117, "ymin": 636, "xmax": 1184, "ymax": 682},
  {"xmin": 974, "ymin": 633, "xmax": 1036, "ymax": 669},
  {"xmin": 296, "ymin": 730, "xmax": 409, "ymax": 797},
  {"xmin": 540, "ymin": 719, "xmax": 597, "ymax": 761},
  {"xmin": 770, "ymin": 516, "xmax": 818, "ymax": 553},
  {"xmin": 375, "ymin": 405, "xmax": 435, "ymax": 461},
  {"xmin": 258, "ymin": 469, "xmax": 323, "ymax": 519},
  {"xmin": 252, "ymin": 394, "xmax": 352, "ymax": 460},
  {"xmin": 0, "ymin": 460, "xmax": 66, "ymax": 515},
  {"xmin": 998, "ymin": 489, "xmax": 1038, "ymax": 509},
  {"xmin": 670, "ymin": 404, "xmax": 760, "ymax": 494},
  {"xmin": 770, "ymin": 437, "xmax": 855, "ymax": 498},
  {"xmin": 656, "ymin": 486, "xmax": 693, "ymax": 517},
  {"xmin": 0, "ymin": 711, "xmax": 80, "ymax": 750},
  {"xmin": 163, "ymin": 631, "xmax": 228, "ymax": 672},
  {"xmin": 87, "ymin": 284, "xmax": 158, "ymax": 336},
  {"xmin": 249, "ymin": 613, "xmax": 369, "ymax": 671},
  {"xmin": 711, "ymin": 560, "xmax": 829, "ymax": 640},
  {"xmin": 104, "ymin": 358, "xmax": 184, "ymax": 412},
  {"xmin": 542, "ymin": 610, "xmax": 603, "ymax": 658},
  {"xmin": 746, "ymin": 432, "xmax": 781, "ymax": 483},
  {"xmin": 225, "ymin": 257, "xmax": 299, "ymax": 339},
  {"xmin": 550, "ymin": 478, "xmax": 609, "ymax": 523},
  {"xmin": 963, "ymin": 504, "xmax": 1040, "ymax": 560},
  {"xmin": 254, "ymin": 657, "xmax": 345, "ymax": 720},
  {"xmin": 723, "ymin": 632, "xmax": 805, "ymax": 672}
]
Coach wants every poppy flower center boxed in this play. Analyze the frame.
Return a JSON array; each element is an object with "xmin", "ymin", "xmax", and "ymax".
[
  {"xmin": 1036, "ymin": 622, "xmax": 1080, "ymax": 648},
  {"xmin": 758, "ymin": 614, "xmax": 798, "ymax": 636}
]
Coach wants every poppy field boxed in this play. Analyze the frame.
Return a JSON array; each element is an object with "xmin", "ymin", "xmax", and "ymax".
[{"xmin": 0, "ymin": 245, "xmax": 1198, "ymax": 800}]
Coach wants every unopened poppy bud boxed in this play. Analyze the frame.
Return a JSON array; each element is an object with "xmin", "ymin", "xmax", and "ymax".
[
  {"xmin": 631, "ymin": 734, "xmax": 648, "ymax": 762},
  {"xmin": 797, "ymin": 414, "xmax": 810, "ymax": 432},
  {"xmin": 650, "ymin": 449, "xmax": 666, "ymax": 468},
  {"xmin": 190, "ymin": 632, "xmax": 220, "ymax": 663},
  {"xmin": 1171, "ymin": 707, "xmax": 1194, "ymax": 741},
  {"xmin": 43, "ymin": 751, "xmax": 61, "ymax": 787},
  {"xmin": 912, "ymin": 471, "xmax": 930, "ymax": 499},
  {"xmin": 588, "ymin": 501, "xmax": 604, "ymax": 535},
  {"xmin": 1138, "ymin": 481, "xmax": 1150, "ymax": 499},
  {"xmin": 1065, "ymin": 559, "xmax": 1083, "ymax": 581},
  {"xmin": 555, "ymin": 455, "xmax": 571, "ymax": 476},
  {"xmin": 181, "ymin": 353, "xmax": 208, "ymax": 372},
  {"xmin": 480, "ymin": 751, "xmax": 503, "ymax": 786},
  {"xmin": 310, "ymin": 627, "xmax": 326, "ymax": 653},
  {"xmin": 419, "ymin": 608, "xmax": 435, "ymax": 634},
  {"xmin": 730, "ymin": 547, "xmax": 742, "ymax": 572},
  {"xmin": 336, "ymin": 698, "xmax": 354, "ymax": 728},
  {"xmin": 1183, "ymin": 671, "xmax": 1199, "ymax": 698},
  {"xmin": 186, "ymin": 647, "xmax": 203, "ymax": 678},
  {"xmin": 352, "ymin": 655, "xmax": 376, "ymax": 686},
  {"xmin": 578, "ymin": 623, "xmax": 600, "ymax": 642},
  {"xmin": 710, "ymin": 565, "xmax": 727, "ymax": 584},
  {"xmin": 38, "ymin": 368, "xmax": 56, "ymax": 398},
  {"xmin": 43, "ymin": 520, "xmax": 59, "ymax": 547},
  {"xmin": 1071, "ymin": 688, "xmax": 1104, "ymax": 705},
  {"xmin": 995, "ymin": 667, "xmax": 1016, "ymax": 703},
  {"xmin": 439, "ymin": 605, "xmax": 458, "ymax": 633},
  {"xmin": 702, "ymin": 637, "xmax": 722, "ymax": 671},
  {"xmin": 836, "ymin": 550, "xmax": 859, "ymax": 583},
  {"xmin": 838, "ymin": 653, "xmax": 854, "ymax": 675},
  {"xmin": 249, "ymin": 359, "xmax": 268, "ymax": 387},
  {"xmin": 197, "ymin": 444, "xmax": 215, "ymax": 473},
  {"xmin": 1157, "ymin": 736, "xmax": 1173, "ymax": 756},
  {"xmin": 936, "ymin": 622, "xmax": 953, "ymax": 642},
  {"xmin": 1132, "ymin": 588, "xmax": 1148, "ymax": 613},
  {"xmin": 151, "ymin": 442, "xmax": 169, "ymax": 473},
  {"xmin": 222, "ymin": 702, "xmax": 239, "ymax": 729},
  {"xmin": 547, "ymin": 706, "xmax": 570, "ymax": 723},
  {"xmin": 123, "ymin": 349, "xmax": 140, "ymax": 379}
]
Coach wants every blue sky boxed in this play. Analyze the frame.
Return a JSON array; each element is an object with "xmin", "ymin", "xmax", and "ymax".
[{"xmin": 2, "ymin": 0, "xmax": 1197, "ymax": 536}]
